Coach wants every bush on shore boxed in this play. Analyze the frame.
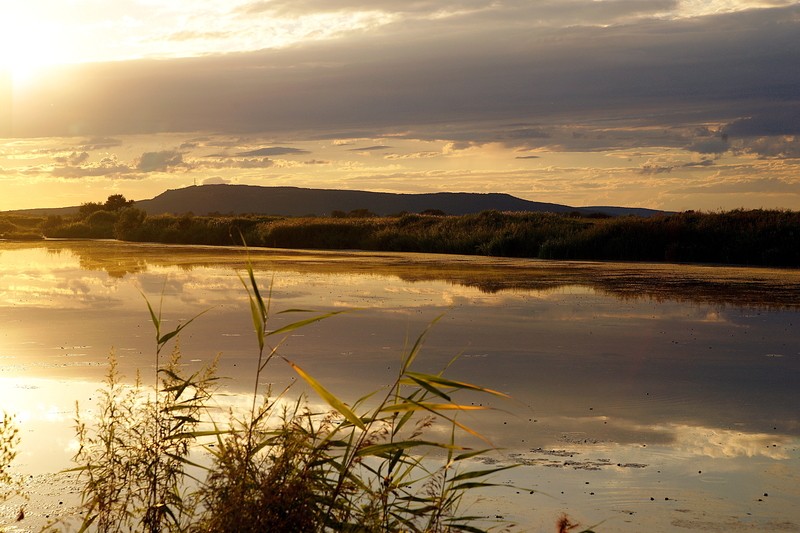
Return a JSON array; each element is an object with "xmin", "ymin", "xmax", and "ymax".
[{"xmin": 7, "ymin": 194, "xmax": 800, "ymax": 267}]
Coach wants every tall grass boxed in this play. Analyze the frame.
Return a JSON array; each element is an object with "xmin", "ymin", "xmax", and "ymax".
[
  {"xmin": 0, "ymin": 412, "xmax": 22, "ymax": 518},
  {"xmin": 63, "ymin": 265, "xmax": 585, "ymax": 532},
  {"xmin": 8, "ymin": 204, "xmax": 800, "ymax": 267}
]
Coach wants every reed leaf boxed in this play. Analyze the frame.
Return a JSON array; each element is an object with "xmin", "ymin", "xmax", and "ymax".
[
  {"xmin": 449, "ymin": 464, "xmax": 518, "ymax": 482},
  {"xmin": 356, "ymin": 440, "xmax": 455, "ymax": 457},
  {"xmin": 381, "ymin": 402, "xmax": 488, "ymax": 412},
  {"xmin": 267, "ymin": 310, "xmax": 347, "ymax": 337},
  {"xmin": 285, "ymin": 359, "xmax": 366, "ymax": 430},
  {"xmin": 454, "ymin": 448, "xmax": 494, "ymax": 461},
  {"xmin": 401, "ymin": 314, "xmax": 443, "ymax": 375},
  {"xmin": 404, "ymin": 372, "xmax": 510, "ymax": 398},
  {"xmin": 406, "ymin": 374, "xmax": 452, "ymax": 401},
  {"xmin": 445, "ymin": 523, "xmax": 489, "ymax": 533}
]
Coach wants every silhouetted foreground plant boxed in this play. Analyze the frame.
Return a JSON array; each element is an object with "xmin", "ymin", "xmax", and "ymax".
[
  {"xmin": 0, "ymin": 412, "xmax": 22, "ymax": 518},
  {"xmin": 64, "ymin": 265, "xmax": 595, "ymax": 532}
]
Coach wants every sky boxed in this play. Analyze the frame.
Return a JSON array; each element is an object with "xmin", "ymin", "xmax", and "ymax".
[{"xmin": 1, "ymin": 0, "xmax": 799, "ymax": 212}]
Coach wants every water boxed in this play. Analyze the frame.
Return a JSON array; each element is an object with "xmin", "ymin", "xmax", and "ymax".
[{"xmin": 0, "ymin": 240, "xmax": 798, "ymax": 531}]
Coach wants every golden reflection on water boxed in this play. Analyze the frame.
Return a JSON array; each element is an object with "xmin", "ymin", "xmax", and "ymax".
[{"xmin": 0, "ymin": 240, "xmax": 798, "ymax": 531}]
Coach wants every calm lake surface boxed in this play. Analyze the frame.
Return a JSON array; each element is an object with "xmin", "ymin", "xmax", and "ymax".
[{"xmin": 0, "ymin": 240, "xmax": 798, "ymax": 531}]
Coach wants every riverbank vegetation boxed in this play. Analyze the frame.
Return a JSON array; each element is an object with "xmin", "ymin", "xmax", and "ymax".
[{"xmin": 7, "ymin": 195, "xmax": 800, "ymax": 267}]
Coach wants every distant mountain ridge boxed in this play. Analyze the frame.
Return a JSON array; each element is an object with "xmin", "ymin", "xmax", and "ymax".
[
  {"xmin": 136, "ymin": 185, "xmax": 664, "ymax": 217},
  {"xmin": 10, "ymin": 184, "xmax": 665, "ymax": 217}
]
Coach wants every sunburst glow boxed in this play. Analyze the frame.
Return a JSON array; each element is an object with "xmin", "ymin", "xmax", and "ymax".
[{"xmin": 0, "ymin": 10, "xmax": 69, "ymax": 87}]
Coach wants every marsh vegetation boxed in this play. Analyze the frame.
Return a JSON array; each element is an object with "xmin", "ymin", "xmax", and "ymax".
[{"xmin": 7, "ymin": 195, "xmax": 800, "ymax": 267}]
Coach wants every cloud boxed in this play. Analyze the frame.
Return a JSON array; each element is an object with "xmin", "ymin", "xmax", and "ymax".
[
  {"xmin": 346, "ymin": 145, "xmax": 391, "ymax": 152},
  {"xmin": 78, "ymin": 137, "xmax": 123, "ymax": 150},
  {"xmin": 685, "ymin": 137, "xmax": 729, "ymax": 154},
  {"xmin": 167, "ymin": 30, "xmax": 234, "ymax": 42},
  {"xmin": 515, "ymin": 155, "xmax": 540, "ymax": 160},
  {"xmin": 385, "ymin": 151, "xmax": 441, "ymax": 160},
  {"xmin": 7, "ymin": 4, "xmax": 800, "ymax": 160},
  {"xmin": 136, "ymin": 150, "xmax": 185, "ymax": 172},
  {"xmin": 723, "ymin": 108, "xmax": 800, "ymax": 137},
  {"xmin": 54, "ymin": 151, "xmax": 90, "ymax": 165},
  {"xmin": 739, "ymin": 136, "xmax": 800, "ymax": 159},
  {"xmin": 202, "ymin": 176, "xmax": 230, "ymax": 185},
  {"xmin": 237, "ymin": 147, "xmax": 310, "ymax": 156},
  {"xmin": 503, "ymin": 128, "xmax": 550, "ymax": 140},
  {"xmin": 672, "ymin": 177, "xmax": 800, "ymax": 195},
  {"xmin": 245, "ymin": 0, "xmax": 678, "ymax": 26},
  {"xmin": 51, "ymin": 156, "xmax": 133, "ymax": 178},
  {"xmin": 199, "ymin": 157, "xmax": 274, "ymax": 169},
  {"xmin": 640, "ymin": 158, "xmax": 715, "ymax": 174},
  {"xmin": 684, "ymin": 159, "xmax": 715, "ymax": 168}
]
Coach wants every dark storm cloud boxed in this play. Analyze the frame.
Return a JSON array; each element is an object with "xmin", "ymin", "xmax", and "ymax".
[
  {"xmin": 10, "ymin": 5, "xmax": 800, "ymax": 154},
  {"xmin": 685, "ymin": 137, "xmax": 729, "ymax": 154},
  {"xmin": 739, "ymin": 137, "xmax": 800, "ymax": 159},
  {"xmin": 723, "ymin": 108, "xmax": 800, "ymax": 137}
]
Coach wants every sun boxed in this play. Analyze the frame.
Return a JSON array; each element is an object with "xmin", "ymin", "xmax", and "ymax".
[{"xmin": 0, "ymin": 10, "xmax": 68, "ymax": 87}]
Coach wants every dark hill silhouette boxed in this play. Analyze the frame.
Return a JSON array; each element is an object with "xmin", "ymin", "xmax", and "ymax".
[
  {"xmin": 132, "ymin": 185, "xmax": 663, "ymax": 217},
  {"xmin": 6, "ymin": 185, "xmax": 664, "ymax": 217}
]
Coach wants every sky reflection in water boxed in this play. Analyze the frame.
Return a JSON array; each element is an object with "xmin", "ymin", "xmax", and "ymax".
[{"xmin": 0, "ymin": 241, "xmax": 797, "ymax": 531}]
